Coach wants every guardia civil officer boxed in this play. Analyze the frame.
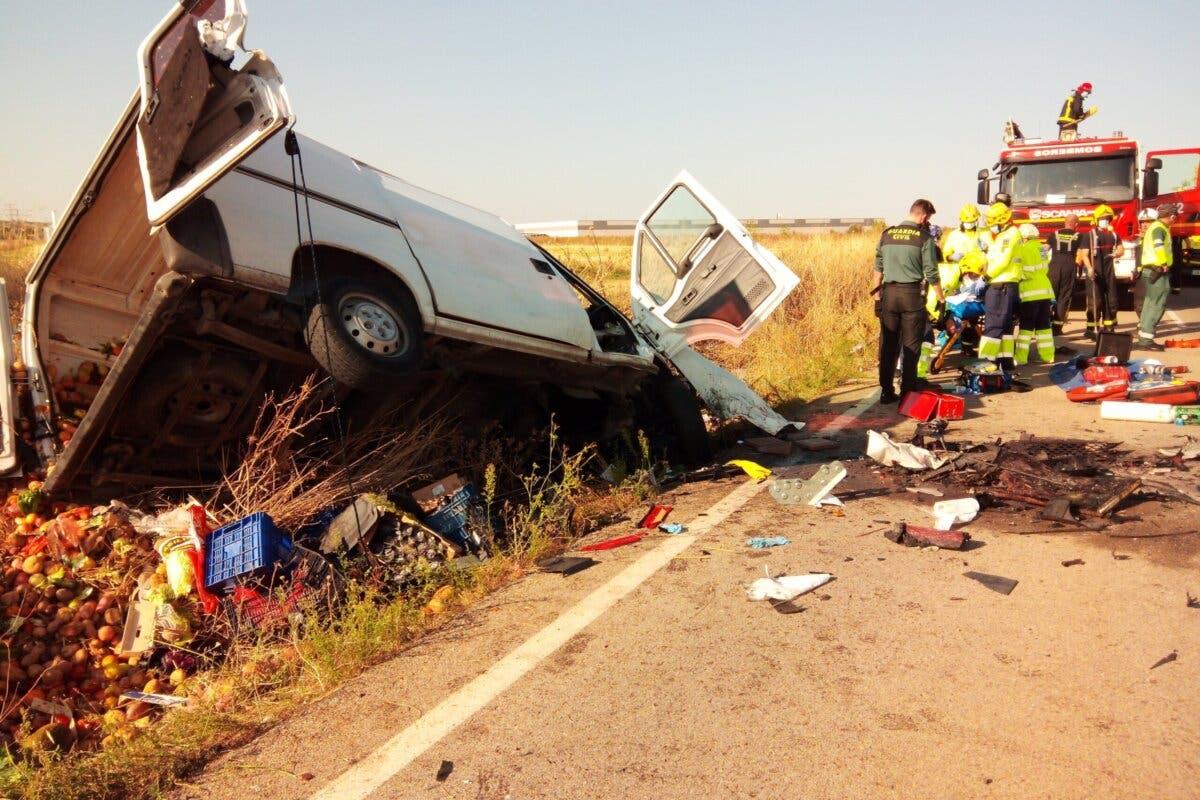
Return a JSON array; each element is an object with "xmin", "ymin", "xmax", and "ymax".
[
  {"xmin": 1137, "ymin": 203, "xmax": 1181, "ymax": 350},
  {"xmin": 873, "ymin": 199, "xmax": 943, "ymax": 403}
]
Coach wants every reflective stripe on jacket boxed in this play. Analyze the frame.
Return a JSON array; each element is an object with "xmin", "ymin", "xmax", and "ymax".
[
  {"xmin": 1141, "ymin": 220, "xmax": 1173, "ymax": 268},
  {"xmin": 1016, "ymin": 240, "xmax": 1055, "ymax": 302},
  {"xmin": 985, "ymin": 226, "xmax": 1023, "ymax": 284}
]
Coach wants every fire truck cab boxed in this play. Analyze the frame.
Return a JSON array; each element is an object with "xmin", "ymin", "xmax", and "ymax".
[{"xmin": 977, "ymin": 136, "xmax": 1200, "ymax": 299}]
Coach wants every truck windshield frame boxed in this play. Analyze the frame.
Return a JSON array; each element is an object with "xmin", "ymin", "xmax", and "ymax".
[{"xmin": 1000, "ymin": 154, "xmax": 1136, "ymax": 206}]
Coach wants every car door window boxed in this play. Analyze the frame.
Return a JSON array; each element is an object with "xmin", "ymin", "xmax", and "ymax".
[
  {"xmin": 636, "ymin": 238, "xmax": 677, "ymax": 304},
  {"xmin": 646, "ymin": 186, "xmax": 717, "ymax": 274},
  {"xmin": 1157, "ymin": 153, "xmax": 1199, "ymax": 194}
]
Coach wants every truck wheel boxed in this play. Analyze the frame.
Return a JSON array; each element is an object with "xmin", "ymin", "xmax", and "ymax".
[
  {"xmin": 131, "ymin": 355, "xmax": 258, "ymax": 448},
  {"xmin": 652, "ymin": 376, "xmax": 712, "ymax": 466},
  {"xmin": 305, "ymin": 278, "xmax": 424, "ymax": 390}
]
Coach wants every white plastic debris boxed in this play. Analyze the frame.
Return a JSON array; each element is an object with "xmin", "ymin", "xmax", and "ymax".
[
  {"xmin": 816, "ymin": 495, "xmax": 844, "ymax": 507},
  {"xmin": 746, "ymin": 567, "xmax": 832, "ymax": 601},
  {"xmin": 931, "ymin": 497, "xmax": 979, "ymax": 530},
  {"xmin": 866, "ymin": 430, "xmax": 947, "ymax": 470},
  {"xmin": 1158, "ymin": 439, "xmax": 1200, "ymax": 460}
]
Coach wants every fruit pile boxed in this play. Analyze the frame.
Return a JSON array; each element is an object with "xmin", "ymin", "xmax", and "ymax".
[
  {"xmin": 0, "ymin": 483, "xmax": 192, "ymax": 752},
  {"xmin": 49, "ymin": 360, "xmax": 111, "ymax": 449}
]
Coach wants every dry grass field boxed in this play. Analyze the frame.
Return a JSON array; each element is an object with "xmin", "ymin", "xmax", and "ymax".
[{"xmin": 543, "ymin": 229, "xmax": 881, "ymax": 414}]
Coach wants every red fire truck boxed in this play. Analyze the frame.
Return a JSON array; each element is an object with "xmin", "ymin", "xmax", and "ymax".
[{"xmin": 976, "ymin": 136, "xmax": 1200, "ymax": 303}]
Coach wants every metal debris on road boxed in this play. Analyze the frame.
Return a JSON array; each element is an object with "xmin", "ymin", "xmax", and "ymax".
[
  {"xmin": 1150, "ymin": 651, "xmax": 1178, "ymax": 670},
  {"xmin": 963, "ymin": 571, "xmax": 1019, "ymax": 595},
  {"xmin": 537, "ymin": 556, "xmax": 598, "ymax": 576},
  {"xmin": 1061, "ymin": 558, "xmax": 1085, "ymax": 567},
  {"xmin": 436, "ymin": 760, "xmax": 454, "ymax": 781},
  {"xmin": 769, "ymin": 461, "xmax": 847, "ymax": 506},
  {"xmin": 866, "ymin": 430, "xmax": 947, "ymax": 470},
  {"xmin": 884, "ymin": 522, "xmax": 970, "ymax": 550}
]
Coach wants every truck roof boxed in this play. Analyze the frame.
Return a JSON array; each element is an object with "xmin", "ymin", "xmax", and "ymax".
[{"xmin": 1001, "ymin": 136, "xmax": 1139, "ymax": 161}]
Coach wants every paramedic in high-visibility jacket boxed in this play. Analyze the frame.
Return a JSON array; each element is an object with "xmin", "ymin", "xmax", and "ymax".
[
  {"xmin": 943, "ymin": 204, "xmax": 993, "ymax": 263},
  {"xmin": 980, "ymin": 203, "xmax": 1022, "ymax": 372},
  {"xmin": 1014, "ymin": 223, "xmax": 1056, "ymax": 365},
  {"xmin": 873, "ymin": 199, "xmax": 943, "ymax": 403},
  {"xmin": 1136, "ymin": 203, "xmax": 1180, "ymax": 351}
]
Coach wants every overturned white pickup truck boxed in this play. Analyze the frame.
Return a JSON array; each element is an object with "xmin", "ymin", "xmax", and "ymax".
[{"xmin": 4, "ymin": 0, "xmax": 799, "ymax": 498}]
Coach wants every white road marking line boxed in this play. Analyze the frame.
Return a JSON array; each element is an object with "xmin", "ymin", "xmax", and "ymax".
[
  {"xmin": 820, "ymin": 389, "xmax": 882, "ymax": 432},
  {"xmin": 1166, "ymin": 309, "xmax": 1183, "ymax": 325},
  {"xmin": 308, "ymin": 478, "xmax": 766, "ymax": 800}
]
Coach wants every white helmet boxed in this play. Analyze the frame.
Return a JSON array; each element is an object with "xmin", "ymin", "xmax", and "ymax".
[
  {"xmin": 1018, "ymin": 223, "xmax": 1040, "ymax": 240},
  {"xmin": 1139, "ymin": 208, "xmax": 1158, "ymax": 221}
]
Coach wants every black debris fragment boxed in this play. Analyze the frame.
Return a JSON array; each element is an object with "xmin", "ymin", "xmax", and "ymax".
[
  {"xmin": 1150, "ymin": 651, "xmax": 1178, "ymax": 670},
  {"xmin": 963, "ymin": 571, "xmax": 1019, "ymax": 595},
  {"xmin": 436, "ymin": 760, "xmax": 454, "ymax": 782},
  {"xmin": 1061, "ymin": 558, "xmax": 1085, "ymax": 567}
]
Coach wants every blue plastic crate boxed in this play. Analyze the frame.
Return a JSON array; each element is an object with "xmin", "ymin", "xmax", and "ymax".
[
  {"xmin": 423, "ymin": 485, "xmax": 481, "ymax": 552},
  {"xmin": 204, "ymin": 512, "xmax": 288, "ymax": 590}
]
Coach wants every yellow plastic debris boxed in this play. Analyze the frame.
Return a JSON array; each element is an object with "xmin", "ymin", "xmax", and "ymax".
[{"xmin": 725, "ymin": 459, "xmax": 772, "ymax": 481}]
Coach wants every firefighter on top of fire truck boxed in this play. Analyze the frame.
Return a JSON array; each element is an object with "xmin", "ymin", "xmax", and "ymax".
[
  {"xmin": 1079, "ymin": 204, "xmax": 1124, "ymax": 339},
  {"xmin": 1137, "ymin": 203, "xmax": 1181, "ymax": 351},
  {"xmin": 979, "ymin": 202, "xmax": 1022, "ymax": 372},
  {"xmin": 1057, "ymin": 82, "xmax": 1097, "ymax": 140},
  {"xmin": 1014, "ymin": 223, "xmax": 1056, "ymax": 366},
  {"xmin": 943, "ymin": 205, "xmax": 993, "ymax": 263}
]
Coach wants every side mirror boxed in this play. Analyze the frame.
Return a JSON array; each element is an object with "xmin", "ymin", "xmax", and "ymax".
[
  {"xmin": 977, "ymin": 179, "xmax": 990, "ymax": 205},
  {"xmin": 1147, "ymin": 157, "xmax": 1163, "ymax": 171},
  {"xmin": 1144, "ymin": 170, "xmax": 1159, "ymax": 200},
  {"xmin": 977, "ymin": 168, "xmax": 990, "ymax": 181}
]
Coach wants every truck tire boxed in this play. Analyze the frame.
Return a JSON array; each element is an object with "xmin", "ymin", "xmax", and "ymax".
[
  {"xmin": 305, "ymin": 278, "xmax": 424, "ymax": 391},
  {"xmin": 652, "ymin": 376, "xmax": 712, "ymax": 466},
  {"xmin": 131, "ymin": 355, "xmax": 258, "ymax": 448}
]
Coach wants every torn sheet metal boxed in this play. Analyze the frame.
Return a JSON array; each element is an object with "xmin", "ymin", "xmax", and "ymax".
[
  {"xmin": 769, "ymin": 461, "xmax": 847, "ymax": 506},
  {"xmin": 666, "ymin": 346, "xmax": 800, "ymax": 436}
]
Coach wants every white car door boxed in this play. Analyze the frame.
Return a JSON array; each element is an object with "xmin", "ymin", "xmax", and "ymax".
[
  {"xmin": 136, "ymin": 0, "xmax": 292, "ymax": 226},
  {"xmin": 631, "ymin": 171, "xmax": 800, "ymax": 355},
  {"xmin": 631, "ymin": 172, "xmax": 802, "ymax": 435}
]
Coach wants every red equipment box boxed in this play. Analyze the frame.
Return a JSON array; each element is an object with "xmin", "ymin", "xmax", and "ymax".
[{"xmin": 898, "ymin": 391, "xmax": 964, "ymax": 422}]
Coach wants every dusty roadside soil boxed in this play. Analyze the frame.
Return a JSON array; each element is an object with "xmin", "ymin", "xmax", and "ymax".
[{"xmin": 172, "ymin": 313, "xmax": 1200, "ymax": 799}]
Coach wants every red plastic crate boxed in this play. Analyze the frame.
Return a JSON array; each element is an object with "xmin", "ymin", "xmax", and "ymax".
[{"xmin": 899, "ymin": 391, "xmax": 963, "ymax": 422}]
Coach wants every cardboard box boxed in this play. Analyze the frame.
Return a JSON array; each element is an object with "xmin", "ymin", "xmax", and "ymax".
[{"xmin": 412, "ymin": 474, "xmax": 467, "ymax": 513}]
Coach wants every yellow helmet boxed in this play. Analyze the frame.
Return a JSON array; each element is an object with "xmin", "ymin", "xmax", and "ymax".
[
  {"xmin": 985, "ymin": 202, "xmax": 1012, "ymax": 228},
  {"xmin": 959, "ymin": 204, "xmax": 981, "ymax": 224},
  {"xmin": 1094, "ymin": 204, "xmax": 1115, "ymax": 220},
  {"xmin": 960, "ymin": 250, "xmax": 987, "ymax": 273}
]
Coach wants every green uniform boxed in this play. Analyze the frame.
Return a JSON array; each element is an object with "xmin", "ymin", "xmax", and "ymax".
[
  {"xmin": 875, "ymin": 222, "xmax": 940, "ymax": 284},
  {"xmin": 1138, "ymin": 219, "xmax": 1173, "ymax": 341}
]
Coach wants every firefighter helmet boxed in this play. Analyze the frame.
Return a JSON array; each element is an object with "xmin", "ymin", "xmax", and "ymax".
[
  {"xmin": 959, "ymin": 204, "xmax": 981, "ymax": 224},
  {"xmin": 960, "ymin": 250, "xmax": 987, "ymax": 274},
  {"xmin": 1094, "ymin": 204, "xmax": 1115, "ymax": 220},
  {"xmin": 985, "ymin": 202, "xmax": 1012, "ymax": 228},
  {"xmin": 1018, "ymin": 223, "xmax": 1040, "ymax": 240},
  {"xmin": 1078, "ymin": 82, "xmax": 1093, "ymax": 94}
]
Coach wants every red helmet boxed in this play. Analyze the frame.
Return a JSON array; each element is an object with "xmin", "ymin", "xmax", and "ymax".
[{"xmin": 1077, "ymin": 82, "xmax": 1093, "ymax": 94}]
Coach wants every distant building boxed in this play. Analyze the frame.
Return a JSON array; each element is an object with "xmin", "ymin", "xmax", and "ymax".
[{"xmin": 515, "ymin": 217, "xmax": 882, "ymax": 238}]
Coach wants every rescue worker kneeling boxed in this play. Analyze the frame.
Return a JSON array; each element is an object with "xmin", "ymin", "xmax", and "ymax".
[
  {"xmin": 918, "ymin": 250, "xmax": 987, "ymax": 377},
  {"xmin": 1014, "ymin": 223, "xmax": 1056, "ymax": 365},
  {"xmin": 980, "ymin": 203, "xmax": 1022, "ymax": 372}
]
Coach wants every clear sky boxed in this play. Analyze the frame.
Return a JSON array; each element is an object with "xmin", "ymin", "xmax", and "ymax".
[{"xmin": 2, "ymin": 0, "xmax": 1198, "ymax": 226}]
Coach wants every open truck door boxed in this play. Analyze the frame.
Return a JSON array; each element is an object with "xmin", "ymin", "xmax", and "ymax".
[
  {"xmin": 137, "ymin": 0, "xmax": 291, "ymax": 226},
  {"xmin": 0, "ymin": 280, "xmax": 19, "ymax": 475},
  {"xmin": 631, "ymin": 172, "xmax": 801, "ymax": 435},
  {"xmin": 1145, "ymin": 148, "xmax": 1200, "ymax": 275}
]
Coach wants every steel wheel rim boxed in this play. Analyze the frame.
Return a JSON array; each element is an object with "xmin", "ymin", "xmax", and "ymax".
[{"xmin": 337, "ymin": 292, "xmax": 409, "ymax": 357}]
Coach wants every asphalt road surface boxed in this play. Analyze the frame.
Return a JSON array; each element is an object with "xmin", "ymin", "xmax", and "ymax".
[{"xmin": 174, "ymin": 287, "xmax": 1200, "ymax": 800}]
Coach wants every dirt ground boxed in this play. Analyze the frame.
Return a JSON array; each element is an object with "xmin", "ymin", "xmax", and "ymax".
[{"xmin": 171, "ymin": 304, "xmax": 1200, "ymax": 800}]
